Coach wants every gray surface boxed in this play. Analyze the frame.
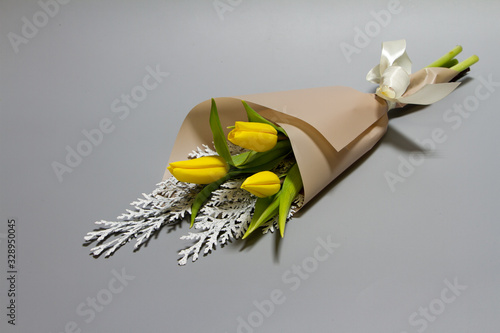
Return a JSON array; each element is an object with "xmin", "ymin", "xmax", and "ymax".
[{"xmin": 1, "ymin": 0, "xmax": 499, "ymax": 332}]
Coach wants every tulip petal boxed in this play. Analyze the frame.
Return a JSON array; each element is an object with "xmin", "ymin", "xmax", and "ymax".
[
  {"xmin": 242, "ymin": 100, "xmax": 287, "ymax": 136},
  {"xmin": 168, "ymin": 156, "xmax": 228, "ymax": 184},
  {"xmin": 241, "ymin": 171, "xmax": 281, "ymax": 198},
  {"xmin": 170, "ymin": 167, "xmax": 228, "ymax": 184},
  {"xmin": 234, "ymin": 121, "xmax": 277, "ymax": 134},
  {"xmin": 228, "ymin": 121, "xmax": 278, "ymax": 152},
  {"xmin": 168, "ymin": 156, "xmax": 227, "ymax": 169}
]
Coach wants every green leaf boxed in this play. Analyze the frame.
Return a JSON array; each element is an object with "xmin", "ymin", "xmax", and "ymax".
[
  {"xmin": 210, "ymin": 98, "xmax": 234, "ymax": 166},
  {"xmin": 278, "ymin": 163, "xmax": 303, "ymax": 237},
  {"xmin": 190, "ymin": 172, "xmax": 233, "ymax": 227},
  {"xmin": 240, "ymin": 153, "xmax": 289, "ymax": 175},
  {"xmin": 237, "ymin": 140, "xmax": 292, "ymax": 170},
  {"xmin": 242, "ymin": 194, "xmax": 280, "ymax": 239},
  {"xmin": 242, "ymin": 100, "xmax": 287, "ymax": 136},
  {"xmin": 232, "ymin": 150, "xmax": 254, "ymax": 167}
]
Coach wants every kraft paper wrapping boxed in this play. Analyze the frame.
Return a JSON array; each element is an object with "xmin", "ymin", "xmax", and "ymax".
[
  {"xmin": 163, "ymin": 67, "xmax": 458, "ymax": 205},
  {"xmin": 396, "ymin": 67, "xmax": 460, "ymax": 108}
]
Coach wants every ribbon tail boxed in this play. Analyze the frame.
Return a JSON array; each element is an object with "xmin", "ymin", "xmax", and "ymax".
[
  {"xmin": 379, "ymin": 39, "xmax": 411, "ymax": 73},
  {"xmin": 397, "ymin": 82, "xmax": 461, "ymax": 105},
  {"xmin": 366, "ymin": 64, "xmax": 381, "ymax": 84}
]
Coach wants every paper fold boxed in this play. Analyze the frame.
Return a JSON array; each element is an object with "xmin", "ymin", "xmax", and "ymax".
[{"xmin": 397, "ymin": 67, "xmax": 460, "ymax": 107}]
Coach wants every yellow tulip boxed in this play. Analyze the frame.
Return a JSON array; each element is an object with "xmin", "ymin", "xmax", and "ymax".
[
  {"xmin": 241, "ymin": 171, "xmax": 281, "ymax": 198},
  {"xmin": 228, "ymin": 121, "xmax": 278, "ymax": 152},
  {"xmin": 167, "ymin": 156, "xmax": 228, "ymax": 184}
]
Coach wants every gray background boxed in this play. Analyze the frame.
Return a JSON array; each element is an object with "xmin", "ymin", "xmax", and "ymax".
[{"xmin": 1, "ymin": 0, "xmax": 499, "ymax": 332}]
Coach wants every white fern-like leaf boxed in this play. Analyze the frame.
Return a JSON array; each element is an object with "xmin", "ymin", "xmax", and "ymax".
[
  {"xmin": 85, "ymin": 145, "xmax": 303, "ymax": 265},
  {"xmin": 84, "ymin": 177, "xmax": 200, "ymax": 258}
]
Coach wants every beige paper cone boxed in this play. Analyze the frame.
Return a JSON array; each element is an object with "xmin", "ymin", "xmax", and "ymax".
[
  {"xmin": 163, "ymin": 86, "xmax": 387, "ymax": 205},
  {"xmin": 163, "ymin": 68, "xmax": 459, "ymax": 205}
]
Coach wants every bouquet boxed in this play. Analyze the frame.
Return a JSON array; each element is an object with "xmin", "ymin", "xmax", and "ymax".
[{"xmin": 84, "ymin": 40, "xmax": 478, "ymax": 265}]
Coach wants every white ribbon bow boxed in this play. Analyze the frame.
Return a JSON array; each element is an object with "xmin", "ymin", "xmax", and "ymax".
[{"xmin": 367, "ymin": 39, "xmax": 460, "ymax": 110}]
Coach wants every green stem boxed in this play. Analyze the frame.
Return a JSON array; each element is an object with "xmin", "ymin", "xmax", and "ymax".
[
  {"xmin": 190, "ymin": 172, "xmax": 235, "ymax": 227},
  {"xmin": 426, "ymin": 45, "xmax": 462, "ymax": 68},
  {"xmin": 450, "ymin": 55, "xmax": 479, "ymax": 73},
  {"xmin": 442, "ymin": 58, "xmax": 459, "ymax": 68},
  {"xmin": 242, "ymin": 194, "xmax": 279, "ymax": 239}
]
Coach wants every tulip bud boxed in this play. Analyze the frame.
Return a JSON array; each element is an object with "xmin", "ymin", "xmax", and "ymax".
[
  {"xmin": 241, "ymin": 171, "xmax": 281, "ymax": 198},
  {"xmin": 167, "ymin": 156, "xmax": 228, "ymax": 184},
  {"xmin": 228, "ymin": 121, "xmax": 278, "ymax": 152}
]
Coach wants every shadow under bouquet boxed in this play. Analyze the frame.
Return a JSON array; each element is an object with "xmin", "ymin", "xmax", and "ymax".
[{"xmin": 85, "ymin": 40, "xmax": 478, "ymax": 265}]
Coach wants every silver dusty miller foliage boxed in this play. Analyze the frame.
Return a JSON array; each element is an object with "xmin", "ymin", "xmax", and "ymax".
[{"xmin": 84, "ymin": 144, "xmax": 304, "ymax": 265}]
